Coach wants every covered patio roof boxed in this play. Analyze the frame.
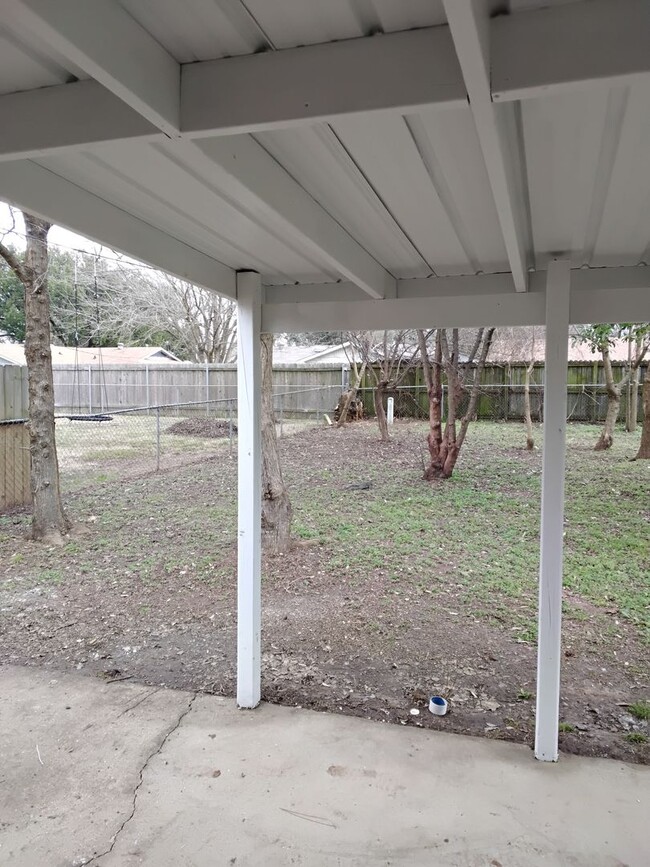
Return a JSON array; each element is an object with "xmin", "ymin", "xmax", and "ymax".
[{"xmin": 1, "ymin": 0, "xmax": 648, "ymax": 762}]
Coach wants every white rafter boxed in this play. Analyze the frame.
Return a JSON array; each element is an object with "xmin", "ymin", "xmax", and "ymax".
[
  {"xmin": 6, "ymin": 0, "xmax": 181, "ymax": 136},
  {"xmin": 4, "ymin": 4, "xmax": 650, "ymax": 161},
  {"xmin": 4, "ymin": 1, "xmax": 397, "ymax": 301},
  {"xmin": 492, "ymin": 0, "xmax": 650, "ymax": 103},
  {"xmin": 261, "ymin": 267, "xmax": 650, "ymax": 332},
  {"xmin": 442, "ymin": 0, "xmax": 529, "ymax": 293},
  {"xmin": 0, "ymin": 160, "xmax": 236, "ymax": 297},
  {"xmin": 0, "ymin": 80, "xmax": 162, "ymax": 163},
  {"xmin": 171, "ymin": 137, "xmax": 396, "ymax": 300},
  {"xmin": 181, "ymin": 26, "xmax": 465, "ymax": 137}
]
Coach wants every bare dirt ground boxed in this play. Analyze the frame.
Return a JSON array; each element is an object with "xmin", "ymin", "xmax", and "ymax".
[{"xmin": 1, "ymin": 420, "xmax": 648, "ymax": 763}]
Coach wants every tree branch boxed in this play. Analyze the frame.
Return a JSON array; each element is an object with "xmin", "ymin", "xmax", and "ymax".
[{"xmin": 0, "ymin": 239, "xmax": 28, "ymax": 285}]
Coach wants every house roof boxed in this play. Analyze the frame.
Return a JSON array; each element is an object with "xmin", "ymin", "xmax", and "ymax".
[
  {"xmin": 0, "ymin": 0, "xmax": 647, "ymax": 335},
  {"xmin": 272, "ymin": 343, "xmax": 356, "ymax": 365},
  {"xmin": 488, "ymin": 329, "xmax": 644, "ymax": 363},
  {"xmin": 0, "ymin": 345, "xmax": 181, "ymax": 366}
]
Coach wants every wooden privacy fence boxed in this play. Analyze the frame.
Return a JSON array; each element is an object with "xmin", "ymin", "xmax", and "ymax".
[
  {"xmin": 359, "ymin": 361, "xmax": 647, "ymax": 423},
  {"xmin": 0, "ymin": 421, "xmax": 30, "ymax": 511},
  {"xmin": 0, "ymin": 365, "xmax": 30, "ymax": 511},
  {"xmin": 51, "ymin": 363, "xmax": 346, "ymax": 415}
]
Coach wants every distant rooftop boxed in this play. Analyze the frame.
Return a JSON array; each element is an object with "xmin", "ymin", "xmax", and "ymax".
[{"xmin": 0, "ymin": 345, "xmax": 181, "ymax": 366}]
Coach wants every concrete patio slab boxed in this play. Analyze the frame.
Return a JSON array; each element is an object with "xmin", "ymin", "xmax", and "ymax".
[{"xmin": 0, "ymin": 665, "xmax": 647, "ymax": 866}]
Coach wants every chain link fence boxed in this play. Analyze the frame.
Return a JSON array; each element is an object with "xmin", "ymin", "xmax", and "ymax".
[
  {"xmin": 53, "ymin": 384, "xmax": 343, "ymax": 492},
  {"xmin": 2, "ymin": 376, "xmax": 644, "ymax": 502}
]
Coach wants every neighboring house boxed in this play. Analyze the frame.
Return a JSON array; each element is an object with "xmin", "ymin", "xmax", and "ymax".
[
  {"xmin": 272, "ymin": 342, "xmax": 357, "ymax": 366},
  {"xmin": 486, "ymin": 328, "xmax": 639, "ymax": 364},
  {"xmin": 0, "ymin": 344, "xmax": 182, "ymax": 366}
]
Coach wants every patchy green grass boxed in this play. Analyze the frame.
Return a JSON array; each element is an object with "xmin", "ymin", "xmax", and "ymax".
[
  {"xmin": 559, "ymin": 722, "xmax": 576, "ymax": 733},
  {"xmin": 292, "ymin": 421, "xmax": 649, "ymax": 642},
  {"xmin": 625, "ymin": 732, "xmax": 648, "ymax": 745},
  {"xmin": 628, "ymin": 701, "xmax": 650, "ymax": 721}
]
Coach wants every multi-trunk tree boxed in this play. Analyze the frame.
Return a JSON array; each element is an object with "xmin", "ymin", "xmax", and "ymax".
[
  {"xmin": 345, "ymin": 330, "xmax": 418, "ymax": 441},
  {"xmin": 417, "ymin": 327, "xmax": 495, "ymax": 479}
]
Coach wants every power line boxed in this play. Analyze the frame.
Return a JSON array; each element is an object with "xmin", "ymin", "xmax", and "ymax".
[{"xmin": 0, "ymin": 223, "xmax": 163, "ymax": 273}]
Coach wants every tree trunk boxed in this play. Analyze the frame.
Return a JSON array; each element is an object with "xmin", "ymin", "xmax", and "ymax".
[
  {"xmin": 375, "ymin": 380, "xmax": 390, "ymax": 441},
  {"xmin": 22, "ymin": 215, "xmax": 71, "ymax": 542},
  {"xmin": 336, "ymin": 359, "xmax": 367, "ymax": 427},
  {"xmin": 627, "ymin": 355, "xmax": 640, "ymax": 432},
  {"xmin": 595, "ymin": 345, "xmax": 622, "ymax": 451},
  {"xmin": 524, "ymin": 359, "xmax": 535, "ymax": 450},
  {"xmin": 260, "ymin": 333, "xmax": 292, "ymax": 553},
  {"xmin": 417, "ymin": 330, "xmax": 445, "ymax": 479},
  {"xmin": 635, "ymin": 376, "xmax": 650, "ymax": 459},
  {"xmin": 418, "ymin": 327, "xmax": 494, "ymax": 480}
]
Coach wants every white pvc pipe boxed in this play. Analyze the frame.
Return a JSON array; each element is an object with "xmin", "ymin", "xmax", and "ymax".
[{"xmin": 387, "ymin": 396, "xmax": 394, "ymax": 424}]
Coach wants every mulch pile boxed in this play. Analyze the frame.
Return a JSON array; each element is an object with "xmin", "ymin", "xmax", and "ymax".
[{"xmin": 167, "ymin": 418, "xmax": 236, "ymax": 438}]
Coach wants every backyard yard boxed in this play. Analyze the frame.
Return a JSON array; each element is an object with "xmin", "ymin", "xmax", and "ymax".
[{"xmin": 0, "ymin": 420, "xmax": 648, "ymax": 763}]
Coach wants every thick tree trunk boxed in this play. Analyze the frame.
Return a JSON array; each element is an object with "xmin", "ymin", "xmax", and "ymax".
[
  {"xmin": 595, "ymin": 345, "xmax": 622, "ymax": 451},
  {"xmin": 375, "ymin": 380, "xmax": 390, "ymax": 441},
  {"xmin": 418, "ymin": 330, "xmax": 445, "ymax": 479},
  {"xmin": 260, "ymin": 333, "xmax": 292, "ymax": 553},
  {"xmin": 635, "ymin": 377, "xmax": 650, "ymax": 459},
  {"xmin": 524, "ymin": 359, "xmax": 535, "ymax": 450},
  {"xmin": 627, "ymin": 361, "xmax": 640, "ymax": 432},
  {"xmin": 418, "ymin": 327, "xmax": 494, "ymax": 480},
  {"xmin": 22, "ymin": 215, "xmax": 70, "ymax": 542},
  {"xmin": 336, "ymin": 360, "xmax": 367, "ymax": 427}
]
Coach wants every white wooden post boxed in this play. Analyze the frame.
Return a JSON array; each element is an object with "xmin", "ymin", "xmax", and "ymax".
[
  {"xmin": 535, "ymin": 258, "xmax": 570, "ymax": 761},
  {"xmin": 236, "ymin": 271, "xmax": 262, "ymax": 708}
]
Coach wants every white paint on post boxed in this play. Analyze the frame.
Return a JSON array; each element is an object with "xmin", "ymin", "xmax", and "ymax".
[
  {"xmin": 535, "ymin": 258, "xmax": 571, "ymax": 761},
  {"xmin": 387, "ymin": 397, "xmax": 395, "ymax": 425},
  {"xmin": 236, "ymin": 271, "xmax": 262, "ymax": 709}
]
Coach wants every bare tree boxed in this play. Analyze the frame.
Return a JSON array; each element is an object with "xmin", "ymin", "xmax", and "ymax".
[
  {"xmin": 335, "ymin": 356, "xmax": 367, "ymax": 427},
  {"xmin": 96, "ymin": 269, "xmax": 237, "ymax": 362},
  {"xmin": 0, "ymin": 212, "xmax": 70, "ymax": 542},
  {"xmin": 345, "ymin": 331, "xmax": 418, "ymax": 441},
  {"xmin": 417, "ymin": 327, "xmax": 495, "ymax": 479},
  {"xmin": 260, "ymin": 333, "xmax": 292, "ymax": 552},
  {"xmin": 490, "ymin": 326, "xmax": 542, "ymax": 449}
]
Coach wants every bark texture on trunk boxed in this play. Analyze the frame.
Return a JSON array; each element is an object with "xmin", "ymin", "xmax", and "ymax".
[
  {"xmin": 635, "ymin": 377, "xmax": 650, "ymax": 459},
  {"xmin": 1, "ymin": 214, "xmax": 70, "ymax": 542},
  {"xmin": 374, "ymin": 380, "xmax": 389, "ymax": 442},
  {"xmin": 418, "ymin": 328, "xmax": 494, "ymax": 480},
  {"xmin": 627, "ymin": 358, "xmax": 640, "ymax": 432},
  {"xmin": 260, "ymin": 333, "xmax": 292, "ymax": 553},
  {"xmin": 524, "ymin": 359, "xmax": 535, "ymax": 450},
  {"xmin": 595, "ymin": 345, "xmax": 620, "ymax": 451},
  {"xmin": 336, "ymin": 360, "xmax": 367, "ymax": 427}
]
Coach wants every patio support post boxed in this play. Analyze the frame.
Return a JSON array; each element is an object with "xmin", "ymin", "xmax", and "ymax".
[
  {"xmin": 236, "ymin": 271, "xmax": 262, "ymax": 708},
  {"xmin": 535, "ymin": 258, "xmax": 570, "ymax": 761}
]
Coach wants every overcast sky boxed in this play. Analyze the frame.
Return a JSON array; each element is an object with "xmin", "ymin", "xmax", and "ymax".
[{"xmin": 1, "ymin": 202, "xmax": 114, "ymax": 256}]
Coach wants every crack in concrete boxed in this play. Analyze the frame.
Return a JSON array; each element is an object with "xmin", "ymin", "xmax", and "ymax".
[{"xmin": 83, "ymin": 692, "xmax": 198, "ymax": 866}]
